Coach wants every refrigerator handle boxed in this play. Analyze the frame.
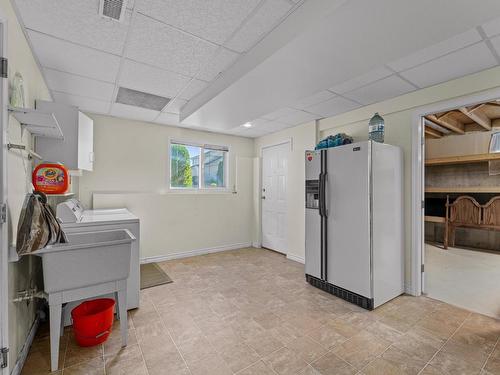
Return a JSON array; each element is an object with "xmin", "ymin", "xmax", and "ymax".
[
  {"xmin": 323, "ymin": 174, "xmax": 328, "ymax": 217},
  {"xmin": 319, "ymin": 173, "xmax": 325, "ymax": 217}
]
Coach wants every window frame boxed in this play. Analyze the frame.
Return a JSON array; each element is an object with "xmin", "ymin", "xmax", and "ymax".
[{"xmin": 168, "ymin": 139, "xmax": 229, "ymax": 192}]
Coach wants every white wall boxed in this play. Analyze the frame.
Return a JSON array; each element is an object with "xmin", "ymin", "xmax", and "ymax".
[
  {"xmin": 253, "ymin": 121, "xmax": 317, "ymax": 263},
  {"xmin": 78, "ymin": 115, "xmax": 255, "ymax": 261},
  {"xmin": 1, "ymin": 0, "xmax": 51, "ymax": 368}
]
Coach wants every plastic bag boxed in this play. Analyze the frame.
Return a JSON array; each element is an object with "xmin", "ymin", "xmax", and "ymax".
[{"xmin": 16, "ymin": 192, "xmax": 67, "ymax": 255}]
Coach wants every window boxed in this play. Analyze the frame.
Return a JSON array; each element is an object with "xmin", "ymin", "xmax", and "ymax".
[{"xmin": 170, "ymin": 141, "xmax": 228, "ymax": 189}]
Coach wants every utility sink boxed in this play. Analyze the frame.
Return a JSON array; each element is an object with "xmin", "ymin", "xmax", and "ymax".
[
  {"xmin": 33, "ymin": 229, "xmax": 135, "ymax": 372},
  {"xmin": 34, "ymin": 229, "xmax": 135, "ymax": 293}
]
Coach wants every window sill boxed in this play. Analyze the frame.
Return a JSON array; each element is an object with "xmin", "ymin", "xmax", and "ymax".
[{"xmin": 166, "ymin": 188, "xmax": 236, "ymax": 195}]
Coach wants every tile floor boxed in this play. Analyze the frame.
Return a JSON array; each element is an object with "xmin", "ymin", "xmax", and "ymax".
[{"xmin": 23, "ymin": 248, "xmax": 500, "ymax": 375}]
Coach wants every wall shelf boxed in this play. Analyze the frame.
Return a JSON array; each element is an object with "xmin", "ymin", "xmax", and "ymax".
[
  {"xmin": 426, "ymin": 153, "xmax": 500, "ymax": 166},
  {"xmin": 426, "ymin": 186, "xmax": 500, "ymax": 193},
  {"xmin": 8, "ymin": 106, "xmax": 63, "ymax": 140}
]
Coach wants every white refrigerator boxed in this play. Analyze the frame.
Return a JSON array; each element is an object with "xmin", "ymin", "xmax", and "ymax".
[{"xmin": 305, "ymin": 141, "xmax": 404, "ymax": 309}]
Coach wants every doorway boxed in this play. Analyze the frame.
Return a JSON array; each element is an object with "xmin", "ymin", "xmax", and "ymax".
[
  {"xmin": 414, "ymin": 93, "xmax": 500, "ymax": 318},
  {"xmin": 261, "ymin": 141, "xmax": 289, "ymax": 254},
  {"xmin": 0, "ymin": 15, "xmax": 8, "ymax": 375}
]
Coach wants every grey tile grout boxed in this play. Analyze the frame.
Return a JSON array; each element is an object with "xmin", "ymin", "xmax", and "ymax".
[
  {"xmin": 149, "ymin": 298, "xmax": 194, "ymax": 375},
  {"xmin": 416, "ymin": 311, "xmax": 472, "ymax": 375},
  {"xmin": 480, "ymin": 334, "xmax": 499, "ymax": 373}
]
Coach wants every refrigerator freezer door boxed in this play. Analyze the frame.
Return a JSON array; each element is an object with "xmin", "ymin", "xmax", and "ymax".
[
  {"xmin": 326, "ymin": 143, "xmax": 372, "ymax": 298},
  {"xmin": 305, "ymin": 150, "xmax": 322, "ymax": 279},
  {"xmin": 305, "ymin": 208, "xmax": 321, "ymax": 278}
]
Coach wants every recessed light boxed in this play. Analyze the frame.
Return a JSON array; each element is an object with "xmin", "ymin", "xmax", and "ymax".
[{"xmin": 243, "ymin": 122, "xmax": 252, "ymax": 128}]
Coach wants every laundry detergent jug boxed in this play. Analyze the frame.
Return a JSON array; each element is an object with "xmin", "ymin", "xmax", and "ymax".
[{"xmin": 32, "ymin": 163, "xmax": 69, "ymax": 194}]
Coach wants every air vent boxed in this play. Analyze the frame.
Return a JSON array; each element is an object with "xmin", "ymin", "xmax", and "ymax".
[
  {"xmin": 99, "ymin": 0, "xmax": 128, "ymax": 22},
  {"xmin": 116, "ymin": 87, "xmax": 170, "ymax": 111}
]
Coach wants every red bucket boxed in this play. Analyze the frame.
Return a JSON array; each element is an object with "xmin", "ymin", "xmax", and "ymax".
[{"xmin": 71, "ymin": 298, "xmax": 115, "ymax": 347}]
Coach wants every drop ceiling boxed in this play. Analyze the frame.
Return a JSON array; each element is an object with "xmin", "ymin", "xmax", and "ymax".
[{"xmin": 12, "ymin": 0, "xmax": 500, "ymax": 138}]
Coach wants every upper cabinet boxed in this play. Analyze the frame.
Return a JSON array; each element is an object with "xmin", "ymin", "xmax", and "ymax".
[{"xmin": 35, "ymin": 101, "xmax": 94, "ymax": 171}]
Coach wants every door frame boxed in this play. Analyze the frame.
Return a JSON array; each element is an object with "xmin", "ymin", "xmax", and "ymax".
[
  {"xmin": 0, "ymin": 11, "xmax": 8, "ymax": 375},
  {"xmin": 411, "ymin": 86, "xmax": 500, "ymax": 297},
  {"xmin": 259, "ymin": 139, "xmax": 292, "ymax": 254}
]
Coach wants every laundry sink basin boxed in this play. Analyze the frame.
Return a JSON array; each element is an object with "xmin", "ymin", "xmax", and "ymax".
[{"xmin": 34, "ymin": 229, "xmax": 135, "ymax": 293}]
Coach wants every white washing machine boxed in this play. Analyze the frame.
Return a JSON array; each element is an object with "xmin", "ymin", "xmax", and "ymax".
[{"xmin": 56, "ymin": 199, "xmax": 140, "ymax": 324}]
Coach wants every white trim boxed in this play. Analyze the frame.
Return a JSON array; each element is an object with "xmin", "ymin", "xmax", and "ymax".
[
  {"xmin": 411, "ymin": 86, "xmax": 500, "ymax": 297},
  {"xmin": 10, "ymin": 315, "xmax": 40, "ymax": 375},
  {"xmin": 0, "ymin": 13, "xmax": 8, "ymax": 375},
  {"xmin": 286, "ymin": 254, "xmax": 305, "ymax": 264},
  {"xmin": 140, "ymin": 242, "xmax": 253, "ymax": 264},
  {"xmin": 251, "ymin": 241, "xmax": 261, "ymax": 248}
]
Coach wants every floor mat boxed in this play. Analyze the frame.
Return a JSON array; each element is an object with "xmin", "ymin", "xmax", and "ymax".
[{"xmin": 140, "ymin": 263, "xmax": 173, "ymax": 289}]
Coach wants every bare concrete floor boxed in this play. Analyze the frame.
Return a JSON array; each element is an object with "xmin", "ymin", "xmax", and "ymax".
[
  {"xmin": 426, "ymin": 243, "xmax": 500, "ymax": 320},
  {"xmin": 23, "ymin": 247, "xmax": 500, "ymax": 374}
]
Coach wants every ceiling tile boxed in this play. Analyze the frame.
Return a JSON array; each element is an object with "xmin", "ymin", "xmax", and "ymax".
[
  {"xmin": 307, "ymin": 96, "xmax": 360, "ymax": 118},
  {"xmin": 52, "ymin": 91, "xmax": 111, "ymax": 114},
  {"xmin": 15, "ymin": 0, "xmax": 129, "ymax": 55},
  {"xmin": 329, "ymin": 67, "xmax": 393, "ymax": 94},
  {"xmin": 482, "ymin": 16, "xmax": 500, "ymax": 37},
  {"xmin": 225, "ymin": 0, "xmax": 293, "ymax": 53},
  {"xmin": 400, "ymin": 42, "xmax": 497, "ymax": 88},
  {"xmin": 178, "ymin": 79, "xmax": 208, "ymax": 100},
  {"xmin": 44, "ymin": 68, "xmax": 116, "ymax": 101},
  {"xmin": 127, "ymin": 14, "xmax": 218, "ymax": 77},
  {"xmin": 261, "ymin": 107, "xmax": 297, "ymax": 120},
  {"xmin": 110, "ymin": 103, "xmax": 160, "ymax": 122},
  {"xmin": 197, "ymin": 48, "xmax": 240, "ymax": 81},
  {"xmin": 265, "ymin": 120, "xmax": 293, "ymax": 132},
  {"xmin": 27, "ymin": 30, "xmax": 121, "ymax": 83},
  {"xmin": 155, "ymin": 112, "xmax": 180, "ymax": 126},
  {"xmin": 292, "ymin": 90, "xmax": 336, "ymax": 109},
  {"xmin": 163, "ymin": 98, "xmax": 188, "ymax": 114},
  {"xmin": 387, "ymin": 29, "xmax": 482, "ymax": 72},
  {"xmin": 276, "ymin": 109, "xmax": 319, "ymax": 125},
  {"xmin": 134, "ymin": 0, "xmax": 260, "ymax": 45},
  {"xmin": 119, "ymin": 60, "xmax": 191, "ymax": 99},
  {"xmin": 343, "ymin": 75, "xmax": 416, "ymax": 105}
]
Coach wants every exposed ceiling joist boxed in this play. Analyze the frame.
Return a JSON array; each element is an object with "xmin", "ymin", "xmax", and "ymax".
[
  {"xmin": 459, "ymin": 105, "xmax": 492, "ymax": 130},
  {"xmin": 424, "ymin": 126, "xmax": 443, "ymax": 138},
  {"xmin": 426, "ymin": 114, "xmax": 465, "ymax": 134}
]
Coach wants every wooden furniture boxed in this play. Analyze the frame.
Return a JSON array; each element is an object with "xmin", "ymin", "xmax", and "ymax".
[{"xmin": 444, "ymin": 195, "xmax": 500, "ymax": 249}]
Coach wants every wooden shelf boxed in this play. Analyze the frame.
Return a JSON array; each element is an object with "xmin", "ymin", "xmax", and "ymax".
[
  {"xmin": 426, "ymin": 186, "xmax": 500, "ymax": 193},
  {"xmin": 426, "ymin": 153, "xmax": 500, "ymax": 166},
  {"xmin": 425, "ymin": 215, "xmax": 445, "ymax": 223},
  {"xmin": 8, "ymin": 106, "xmax": 63, "ymax": 139}
]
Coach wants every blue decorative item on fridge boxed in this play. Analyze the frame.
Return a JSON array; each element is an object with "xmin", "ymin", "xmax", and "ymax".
[
  {"xmin": 369, "ymin": 112, "xmax": 385, "ymax": 143},
  {"xmin": 315, "ymin": 133, "xmax": 353, "ymax": 150}
]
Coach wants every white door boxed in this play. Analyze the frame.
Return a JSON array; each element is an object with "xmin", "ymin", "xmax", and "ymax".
[
  {"xmin": 326, "ymin": 143, "xmax": 371, "ymax": 298},
  {"xmin": 77, "ymin": 112, "xmax": 94, "ymax": 171},
  {"xmin": 0, "ymin": 18, "xmax": 8, "ymax": 374},
  {"xmin": 261, "ymin": 142, "xmax": 289, "ymax": 253}
]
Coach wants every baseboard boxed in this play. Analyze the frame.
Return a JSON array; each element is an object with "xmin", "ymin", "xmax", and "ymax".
[
  {"xmin": 286, "ymin": 254, "xmax": 305, "ymax": 264},
  {"xmin": 140, "ymin": 242, "xmax": 252, "ymax": 264},
  {"xmin": 252, "ymin": 241, "xmax": 261, "ymax": 248},
  {"xmin": 12, "ymin": 314, "xmax": 40, "ymax": 375}
]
